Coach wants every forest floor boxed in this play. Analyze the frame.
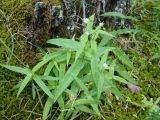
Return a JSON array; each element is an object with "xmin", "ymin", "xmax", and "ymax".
[{"xmin": 0, "ymin": 0, "xmax": 160, "ymax": 120}]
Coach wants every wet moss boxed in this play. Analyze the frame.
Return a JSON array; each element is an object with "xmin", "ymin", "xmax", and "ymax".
[{"xmin": 0, "ymin": 69, "xmax": 42, "ymax": 120}]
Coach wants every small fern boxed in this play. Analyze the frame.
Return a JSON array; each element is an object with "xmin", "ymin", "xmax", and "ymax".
[
  {"xmin": 145, "ymin": 109, "xmax": 160, "ymax": 120},
  {"xmin": 144, "ymin": 97, "xmax": 160, "ymax": 120},
  {"xmin": 127, "ymin": 96, "xmax": 160, "ymax": 119}
]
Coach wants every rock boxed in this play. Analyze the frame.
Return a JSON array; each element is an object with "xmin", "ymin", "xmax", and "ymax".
[
  {"xmin": 127, "ymin": 84, "xmax": 142, "ymax": 93},
  {"xmin": 25, "ymin": 0, "xmax": 132, "ymax": 46}
]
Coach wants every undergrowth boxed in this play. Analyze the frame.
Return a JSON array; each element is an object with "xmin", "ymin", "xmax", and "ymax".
[
  {"xmin": 115, "ymin": 0, "xmax": 160, "ymax": 119},
  {"xmin": 0, "ymin": 15, "xmax": 137, "ymax": 119},
  {"xmin": 0, "ymin": 0, "xmax": 160, "ymax": 120}
]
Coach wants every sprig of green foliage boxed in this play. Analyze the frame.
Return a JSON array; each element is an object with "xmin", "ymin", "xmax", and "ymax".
[
  {"xmin": 0, "ymin": 15, "xmax": 135, "ymax": 120},
  {"xmin": 127, "ymin": 96, "xmax": 160, "ymax": 120}
]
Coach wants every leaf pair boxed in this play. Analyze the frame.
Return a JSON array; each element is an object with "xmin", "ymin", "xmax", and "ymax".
[{"xmin": 0, "ymin": 54, "xmax": 55, "ymax": 99}]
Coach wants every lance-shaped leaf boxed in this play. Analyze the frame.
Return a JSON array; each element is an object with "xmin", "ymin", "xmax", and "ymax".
[
  {"xmin": 99, "ymin": 30, "xmax": 115, "ymax": 38},
  {"xmin": 42, "ymin": 60, "xmax": 85, "ymax": 120},
  {"xmin": 113, "ymin": 48, "xmax": 134, "ymax": 69},
  {"xmin": 97, "ymin": 74, "xmax": 105, "ymax": 99},
  {"xmin": 40, "ymin": 75, "xmax": 59, "ymax": 81},
  {"xmin": 75, "ymin": 105, "xmax": 96, "ymax": 115},
  {"xmin": 104, "ymin": 73, "xmax": 123, "ymax": 99},
  {"xmin": 116, "ymin": 65, "xmax": 135, "ymax": 83},
  {"xmin": 86, "ymin": 15, "xmax": 94, "ymax": 32},
  {"xmin": 32, "ymin": 56, "xmax": 53, "ymax": 72},
  {"xmin": 43, "ymin": 97, "xmax": 53, "ymax": 120},
  {"xmin": 113, "ymin": 76, "xmax": 128, "ymax": 84},
  {"xmin": 113, "ymin": 29, "xmax": 139, "ymax": 35},
  {"xmin": 32, "ymin": 82, "xmax": 36, "ymax": 99},
  {"xmin": 44, "ymin": 61, "xmax": 54, "ymax": 76},
  {"xmin": 101, "ymin": 12, "xmax": 137, "ymax": 21},
  {"xmin": 47, "ymin": 39, "xmax": 81, "ymax": 51},
  {"xmin": 74, "ymin": 76, "xmax": 100, "ymax": 115},
  {"xmin": 73, "ymin": 98, "xmax": 98, "ymax": 106},
  {"xmin": 0, "ymin": 64, "xmax": 31, "ymax": 75},
  {"xmin": 75, "ymin": 33, "xmax": 88, "ymax": 61},
  {"xmin": 67, "ymin": 51, "xmax": 71, "ymax": 66},
  {"xmin": 17, "ymin": 73, "xmax": 32, "ymax": 98},
  {"xmin": 91, "ymin": 56, "xmax": 99, "ymax": 87}
]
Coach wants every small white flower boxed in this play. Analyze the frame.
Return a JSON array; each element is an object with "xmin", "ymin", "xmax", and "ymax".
[
  {"xmin": 67, "ymin": 26, "xmax": 70, "ymax": 30},
  {"xmin": 99, "ymin": 22, "xmax": 104, "ymax": 27},
  {"xmin": 103, "ymin": 63, "xmax": 109, "ymax": 69},
  {"xmin": 120, "ymin": 3, "xmax": 124, "ymax": 7},
  {"xmin": 83, "ymin": 18, "xmax": 89, "ymax": 24}
]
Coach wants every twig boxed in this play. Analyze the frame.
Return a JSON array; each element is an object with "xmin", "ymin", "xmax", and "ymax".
[
  {"xmin": 0, "ymin": 38, "xmax": 24, "ymax": 65},
  {"xmin": 82, "ymin": 0, "xmax": 86, "ymax": 32},
  {"xmin": 70, "ymin": 113, "xmax": 82, "ymax": 120},
  {"xmin": 82, "ymin": 0, "xmax": 86, "ymax": 19},
  {"xmin": 36, "ymin": 87, "xmax": 44, "ymax": 108},
  {"xmin": 27, "ymin": 93, "xmax": 45, "ymax": 120},
  {"xmin": 27, "ymin": 111, "xmax": 42, "ymax": 116}
]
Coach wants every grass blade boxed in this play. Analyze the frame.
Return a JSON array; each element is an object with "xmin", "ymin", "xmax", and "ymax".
[
  {"xmin": 99, "ymin": 52, "xmax": 108, "ymax": 70},
  {"xmin": 114, "ymin": 29, "xmax": 139, "ymax": 35},
  {"xmin": 75, "ymin": 77, "xmax": 88, "ymax": 92},
  {"xmin": 57, "ymin": 95, "xmax": 64, "ymax": 109}
]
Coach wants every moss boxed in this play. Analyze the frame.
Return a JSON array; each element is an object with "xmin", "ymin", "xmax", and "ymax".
[
  {"xmin": 104, "ymin": 37, "xmax": 160, "ymax": 119},
  {"xmin": 0, "ymin": 69, "xmax": 42, "ymax": 120},
  {"xmin": 0, "ymin": 1, "xmax": 43, "ymax": 119},
  {"xmin": 101, "ymin": 94, "xmax": 147, "ymax": 119}
]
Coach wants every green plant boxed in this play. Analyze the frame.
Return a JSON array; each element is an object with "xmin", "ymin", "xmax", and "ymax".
[
  {"xmin": 0, "ymin": 15, "xmax": 135, "ymax": 120},
  {"xmin": 101, "ymin": 12, "xmax": 137, "ymax": 21},
  {"xmin": 127, "ymin": 95, "xmax": 160, "ymax": 120},
  {"xmin": 133, "ymin": 0, "xmax": 160, "ymax": 63},
  {"xmin": 144, "ymin": 97, "xmax": 160, "ymax": 120}
]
